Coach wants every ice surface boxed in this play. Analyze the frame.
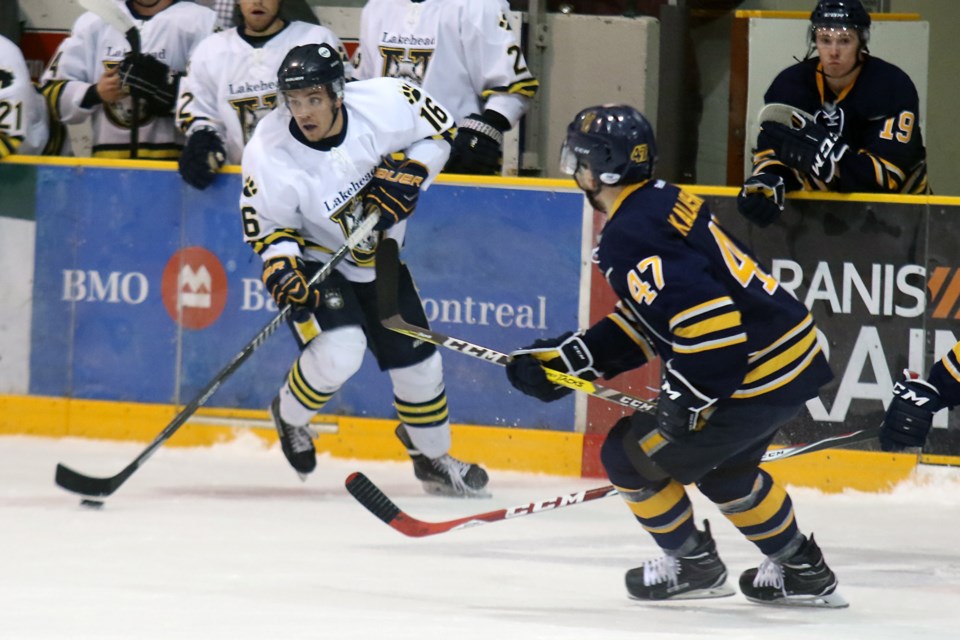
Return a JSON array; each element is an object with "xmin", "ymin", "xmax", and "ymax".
[{"xmin": 2, "ymin": 434, "xmax": 959, "ymax": 639}]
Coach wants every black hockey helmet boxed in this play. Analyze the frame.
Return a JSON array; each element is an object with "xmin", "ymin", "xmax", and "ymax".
[
  {"xmin": 809, "ymin": 0, "xmax": 871, "ymax": 50},
  {"xmin": 278, "ymin": 43, "xmax": 345, "ymax": 99},
  {"xmin": 560, "ymin": 104, "xmax": 657, "ymax": 186}
]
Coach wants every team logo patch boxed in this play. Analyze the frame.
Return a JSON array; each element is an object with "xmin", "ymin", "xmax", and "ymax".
[
  {"xmin": 323, "ymin": 288, "xmax": 345, "ymax": 310},
  {"xmin": 631, "ymin": 144, "xmax": 649, "ymax": 163},
  {"xmin": 580, "ymin": 112, "xmax": 597, "ymax": 133},
  {"xmin": 0, "ymin": 68, "xmax": 14, "ymax": 89}
]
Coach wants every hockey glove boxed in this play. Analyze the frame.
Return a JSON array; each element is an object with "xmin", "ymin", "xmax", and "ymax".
[
  {"xmin": 365, "ymin": 153, "xmax": 429, "ymax": 231},
  {"xmin": 178, "ymin": 129, "xmax": 226, "ymax": 190},
  {"xmin": 758, "ymin": 120, "xmax": 848, "ymax": 184},
  {"xmin": 445, "ymin": 110, "xmax": 509, "ymax": 175},
  {"xmin": 656, "ymin": 362, "xmax": 717, "ymax": 443},
  {"xmin": 880, "ymin": 370, "xmax": 943, "ymax": 452},
  {"xmin": 506, "ymin": 332, "xmax": 600, "ymax": 403},
  {"xmin": 261, "ymin": 256, "xmax": 321, "ymax": 310},
  {"xmin": 737, "ymin": 173, "xmax": 785, "ymax": 227},
  {"xmin": 119, "ymin": 52, "xmax": 179, "ymax": 115}
]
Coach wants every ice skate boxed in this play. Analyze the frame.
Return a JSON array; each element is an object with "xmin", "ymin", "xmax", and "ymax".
[
  {"xmin": 271, "ymin": 396, "xmax": 316, "ymax": 480},
  {"xmin": 395, "ymin": 424, "xmax": 489, "ymax": 497},
  {"xmin": 625, "ymin": 520, "xmax": 735, "ymax": 601},
  {"xmin": 739, "ymin": 534, "xmax": 848, "ymax": 608}
]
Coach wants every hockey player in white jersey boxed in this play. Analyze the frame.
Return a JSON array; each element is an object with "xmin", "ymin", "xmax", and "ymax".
[
  {"xmin": 0, "ymin": 35, "xmax": 66, "ymax": 158},
  {"xmin": 41, "ymin": 0, "xmax": 215, "ymax": 159},
  {"xmin": 241, "ymin": 43, "xmax": 489, "ymax": 496},
  {"xmin": 176, "ymin": 0, "xmax": 353, "ymax": 189},
  {"xmin": 352, "ymin": 0, "xmax": 538, "ymax": 175}
]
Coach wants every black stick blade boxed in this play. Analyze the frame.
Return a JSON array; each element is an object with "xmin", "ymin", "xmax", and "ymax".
[
  {"xmin": 375, "ymin": 238, "xmax": 401, "ymax": 322},
  {"xmin": 55, "ymin": 463, "xmax": 129, "ymax": 497},
  {"xmin": 345, "ymin": 472, "xmax": 401, "ymax": 525}
]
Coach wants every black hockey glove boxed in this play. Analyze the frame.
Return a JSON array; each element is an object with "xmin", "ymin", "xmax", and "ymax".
[
  {"xmin": 879, "ymin": 371, "xmax": 943, "ymax": 452},
  {"xmin": 261, "ymin": 256, "xmax": 321, "ymax": 310},
  {"xmin": 119, "ymin": 52, "xmax": 179, "ymax": 116},
  {"xmin": 178, "ymin": 129, "xmax": 226, "ymax": 190},
  {"xmin": 506, "ymin": 332, "xmax": 600, "ymax": 403},
  {"xmin": 656, "ymin": 362, "xmax": 717, "ymax": 444},
  {"xmin": 758, "ymin": 120, "xmax": 848, "ymax": 184},
  {"xmin": 737, "ymin": 173, "xmax": 785, "ymax": 227},
  {"xmin": 445, "ymin": 110, "xmax": 509, "ymax": 175},
  {"xmin": 365, "ymin": 153, "xmax": 429, "ymax": 231}
]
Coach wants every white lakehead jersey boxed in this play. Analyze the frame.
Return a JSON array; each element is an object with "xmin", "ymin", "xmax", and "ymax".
[
  {"xmin": 0, "ymin": 35, "xmax": 51, "ymax": 157},
  {"xmin": 40, "ymin": 1, "xmax": 216, "ymax": 158},
  {"xmin": 177, "ymin": 21, "xmax": 354, "ymax": 164},
  {"xmin": 240, "ymin": 77, "xmax": 454, "ymax": 283},
  {"xmin": 353, "ymin": 0, "xmax": 538, "ymax": 127}
]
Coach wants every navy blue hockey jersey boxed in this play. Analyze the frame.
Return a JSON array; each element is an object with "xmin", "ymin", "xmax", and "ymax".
[
  {"xmin": 588, "ymin": 180, "xmax": 833, "ymax": 405},
  {"xmin": 755, "ymin": 55, "xmax": 927, "ymax": 194}
]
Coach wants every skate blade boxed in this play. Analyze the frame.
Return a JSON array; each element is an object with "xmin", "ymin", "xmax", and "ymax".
[
  {"xmin": 745, "ymin": 589, "xmax": 849, "ymax": 609},
  {"xmin": 421, "ymin": 481, "xmax": 491, "ymax": 499},
  {"xmin": 629, "ymin": 582, "xmax": 737, "ymax": 601}
]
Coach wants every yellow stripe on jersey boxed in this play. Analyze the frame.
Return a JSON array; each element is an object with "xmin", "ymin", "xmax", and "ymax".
[
  {"xmin": 480, "ymin": 78, "xmax": 540, "ymax": 100},
  {"xmin": 669, "ymin": 297, "xmax": 734, "ymax": 328},
  {"xmin": 0, "ymin": 133, "xmax": 22, "ymax": 158},
  {"xmin": 251, "ymin": 229, "xmax": 306, "ymax": 255},
  {"xmin": 741, "ymin": 326, "xmax": 817, "ymax": 385},
  {"xmin": 672, "ymin": 333, "xmax": 748, "ymax": 354},
  {"xmin": 748, "ymin": 315, "xmax": 813, "ymax": 363},
  {"xmin": 673, "ymin": 311, "xmax": 742, "ymax": 339}
]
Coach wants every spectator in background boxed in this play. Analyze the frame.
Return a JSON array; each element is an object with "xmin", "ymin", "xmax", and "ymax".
[
  {"xmin": 738, "ymin": 0, "xmax": 928, "ymax": 228},
  {"xmin": 352, "ymin": 0, "xmax": 539, "ymax": 175},
  {"xmin": 195, "ymin": 0, "xmax": 321, "ymax": 30},
  {"xmin": 40, "ymin": 0, "xmax": 216, "ymax": 159},
  {"xmin": 176, "ymin": 0, "xmax": 351, "ymax": 189},
  {"xmin": 0, "ymin": 34, "xmax": 67, "ymax": 158}
]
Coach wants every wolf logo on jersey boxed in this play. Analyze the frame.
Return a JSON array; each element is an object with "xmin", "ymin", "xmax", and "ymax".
[{"xmin": 380, "ymin": 46, "xmax": 432, "ymax": 85}]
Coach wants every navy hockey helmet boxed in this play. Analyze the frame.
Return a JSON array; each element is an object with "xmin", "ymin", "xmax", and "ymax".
[
  {"xmin": 809, "ymin": 0, "xmax": 871, "ymax": 50},
  {"xmin": 560, "ymin": 105, "xmax": 657, "ymax": 186},
  {"xmin": 278, "ymin": 43, "xmax": 345, "ymax": 99}
]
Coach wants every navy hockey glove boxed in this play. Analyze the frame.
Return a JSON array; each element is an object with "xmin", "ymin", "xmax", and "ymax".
[
  {"xmin": 119, "ymin": 52, "xmax": 179, "ymax": 115},
  {"xmin": 445, "ymin": 110, "xmax": 509, "ymax": 175},
  {"xmin": 656, "ymin": 362, "xmax": 717, "ymax": 443},
  {"xmin": 506, "ymin": 332, "xmax": 600, "ymax": 403},
  {"xmin": 365, "ymin": 153, "xmax": 429, "ymax": 231},
  {"xmin": 737, "ymin": 173, "xmax": 785, "ymax": 227},
  {"xmin": 261, "ymin": 256, "xmax": 321, "ymax": 310},
  {"xmin": 880, "ymin": 371, "xmax": 943, "ymax": 452},
  {"xmin": 758, "ymin": 120, "xmax": 848, "ymax": 183},
  {"xmin": 178, "ymin": 129, "xmax": 226, "ymax": 190}
]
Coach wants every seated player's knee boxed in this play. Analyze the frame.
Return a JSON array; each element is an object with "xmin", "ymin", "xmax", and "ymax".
[
  {"xmin": 299, "ymin": 326, "xmax": 367, "ymax": 389},
  {"xmin": 388, "ymin": 351, "xmax": 444, "ymax": 401},
  {"xmin": 600, "ymin": 412, "xmax": 668, "ymax": 489}
]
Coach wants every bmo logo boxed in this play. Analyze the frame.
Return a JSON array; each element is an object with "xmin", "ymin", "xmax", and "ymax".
[{"xmin": 161, "ymin": 247, "xmax": 228, "ymax": 330}]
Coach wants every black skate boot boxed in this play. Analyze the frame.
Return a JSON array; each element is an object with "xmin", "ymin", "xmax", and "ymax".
[
  {"xmin": 625, "ymin": 520, "xmax": 735, "ymax": 601},
  {"xmin": 270, "ymin": 396, "xmax": 316, "ymax": 479},
  {"xmin": 395, "ymin": 424, "xmax": 489, "ymax": 497},
  {"xmin": 739, "ymin": 534, "xmax": 848, "ymax": 608}
]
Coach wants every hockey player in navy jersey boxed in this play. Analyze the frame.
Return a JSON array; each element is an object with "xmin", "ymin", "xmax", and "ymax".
[
  {"xmin": 240, "ymin": 43, "xmax": 488, "ymax": 497},
  {"xmin": 506, "ymin": 104, "xmax": 846, "ymax": 607},
  {"xmin": 880, "ymin": 342, "xmax": 960, "ymax": 452},
  {"xmin": 738, "ymin": 0, "xmax": 928, "ymax": 227}
]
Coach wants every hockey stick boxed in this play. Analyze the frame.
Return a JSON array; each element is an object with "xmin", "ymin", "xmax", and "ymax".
[
  {"xmin": 375, "ymin": 238, "xmax": 656, "ymax": 413},
  {"xmin": 758, "ymin": 103, "xmax": 815, "ymax": 128},
  {"xmin": 346, "ymin": 426, "xmax": 880, "ymax": 538},
  {"xmin": 79, "ymin": 0, "xmax": 140, "ymax": 158},
  {"xmin": 55, "ymin": 211, "xmax": 381, "ymax": 498}
]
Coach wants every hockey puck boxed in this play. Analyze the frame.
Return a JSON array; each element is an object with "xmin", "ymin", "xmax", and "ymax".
[{"xmin": 80, "ymin": 499, "xmax": 104, "ymax": 510}]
